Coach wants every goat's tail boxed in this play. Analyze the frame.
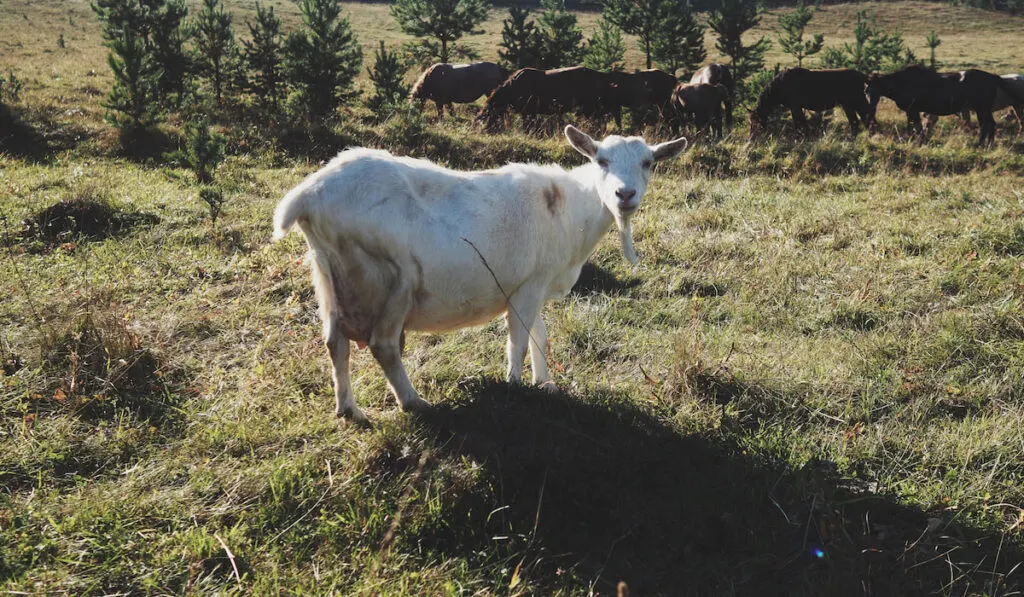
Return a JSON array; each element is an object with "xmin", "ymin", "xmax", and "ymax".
[{"xmin": 273, "ymin": 184, "xmax": 312, "ymax": 240}]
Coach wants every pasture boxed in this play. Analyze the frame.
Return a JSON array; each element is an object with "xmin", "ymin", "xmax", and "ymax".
[{"xmin": 2, "ymin": 0, "xmax": 1024, "ymax": 594}]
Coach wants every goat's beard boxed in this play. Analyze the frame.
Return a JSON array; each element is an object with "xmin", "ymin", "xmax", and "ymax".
[{"xmin": 613, "ymin": 213, "xmax": 639, "ymax": 266}]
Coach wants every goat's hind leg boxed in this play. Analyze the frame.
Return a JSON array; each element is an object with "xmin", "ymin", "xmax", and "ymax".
[
  {"xmin": 368, "ymin": 277, "xmax": 431, "ymax": 414},
  {"xmin": 326, "ymin": 319, "xmax": 367, "ymax": 423}
]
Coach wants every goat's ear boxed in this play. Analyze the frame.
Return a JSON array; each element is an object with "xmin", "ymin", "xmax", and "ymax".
[
  {"xmin": 565, "ymin": 125, "xmax": 598, "ymax": 159},
  {"xmin": 650, "ymin": 137, "xmax": 688, "ymax": 162}
]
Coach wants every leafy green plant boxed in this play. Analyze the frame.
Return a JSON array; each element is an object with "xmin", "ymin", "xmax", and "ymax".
[{"xmin": 0, "ymin": 71, "xmax": 23, "ymax": 103}]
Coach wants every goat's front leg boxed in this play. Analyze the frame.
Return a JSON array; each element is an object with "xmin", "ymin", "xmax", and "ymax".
[
  {"xmin": 326, "ymin": 318, "xmax": 367, "ymax": 423},
  {"xmin": 528, "ymin": 314, "xmax": 553, "ymax": 389},
  {"xmin": 505, "ymin": 288, "xmax": 545, "ymax": 384}
]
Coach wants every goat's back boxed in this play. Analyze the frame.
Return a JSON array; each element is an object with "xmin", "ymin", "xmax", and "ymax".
[{"xmin": 275, "ymin": 150, "xmax": 585, "ymax": 332}]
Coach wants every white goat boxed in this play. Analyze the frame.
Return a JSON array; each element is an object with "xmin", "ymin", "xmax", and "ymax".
[{"xmin": 273, "ymin": 125, "xmax": 688, "ymax": 422}]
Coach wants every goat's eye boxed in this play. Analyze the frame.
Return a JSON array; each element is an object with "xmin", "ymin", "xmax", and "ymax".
[
  {"xmin": 642, "ymin": 160, "xmax": 652, "ymax": 169},
  {"xmin": 597, "ymin": 158, "xmax": 608, "ymax": 169}
]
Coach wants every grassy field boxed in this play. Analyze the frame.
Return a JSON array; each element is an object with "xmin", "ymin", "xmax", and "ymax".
[{"xmin": 3, "ymin": 0, "xmax": 1024, "ymax": 595}]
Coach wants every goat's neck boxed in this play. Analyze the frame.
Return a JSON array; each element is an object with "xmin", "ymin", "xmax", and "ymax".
[{"xmin": 566, "ymin": 163, "xmax": 619, "ymax": 261}]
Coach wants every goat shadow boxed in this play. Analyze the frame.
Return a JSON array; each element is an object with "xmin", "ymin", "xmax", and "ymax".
[
  {"xmin": 406, "ymin": 380, "xmax": 1023, "ymax": 596},
  {"xmin": 571, "ymin": 262, "xmax": 641, "ymax": 297}
]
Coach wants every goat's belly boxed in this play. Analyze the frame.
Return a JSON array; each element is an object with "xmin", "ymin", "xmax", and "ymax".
[{"xmin": 405, "ymin": 295, "xmax": 509, "ymax": 332}]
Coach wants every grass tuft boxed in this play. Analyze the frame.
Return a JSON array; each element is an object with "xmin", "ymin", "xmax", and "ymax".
[{"xmin": 17, "ymin": 189, "xmax": 157, "ymax": 252}]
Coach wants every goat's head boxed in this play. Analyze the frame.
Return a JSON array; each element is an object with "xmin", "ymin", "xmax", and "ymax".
[{"xmin": 564, "ymin": 125, "xmax": 688, "ymax": 265}]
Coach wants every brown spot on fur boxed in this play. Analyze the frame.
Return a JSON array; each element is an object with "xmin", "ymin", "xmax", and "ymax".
[{"xmin": 543, "ymin": 184, "xmax": 563, "ymax": 215}]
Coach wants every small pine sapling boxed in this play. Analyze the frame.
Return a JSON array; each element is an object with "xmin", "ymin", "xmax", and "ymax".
[
  {"xmin": 498, "ymin": 6, "xmax": 544, "ymax": 70},
  {"xmin": 601, "ymin": 0, "xmax": 664, "ymax": 70},
  {"xmin": 708, "ymin": 0, "xmax": 771, "ymax": 82},
  {"xmin": 925, "ymin": 30, "xmax": 941, "ymax": 70},
  {"xmin": 390, "ymin": 0, "xmax": 490, "ymax": 64},
  {"xmin": 284, "ymin": 0, "xmax": 363, "ymax": 123},
  {"xmin": 584, "ymin": 17, "xmax": 626, "ymax": 71},
  {"xmin": 777, "ymin": 0, "xmax": 823, "ymax": 67},
  {"xmin": 537, "ymin": 0, "xmax": 583, "ymax": 69},
  {"xmin": 183, "ymin": 117, "xmax": 226, "ymax": 185},
  {"xmin": 193, "ymin": 0, "xmax": 239, "ymax": 106},
  {"xmin": 367, "ymin": 41, "xmax": 410, "ymax": 118},
  {"xmin": 651, "ymin": 0, "xmax": 706, "ymax": 77},
  {"xmin": 199, "ymin": 186, "xmax": 227, "ymax": 228},
  {"xmin": 242, "ymin": 2, "xmax": 285, "ymax": 111},
  {"xmin": 101, "ymin": 28, "xmax": 163, "ymax": 130}
]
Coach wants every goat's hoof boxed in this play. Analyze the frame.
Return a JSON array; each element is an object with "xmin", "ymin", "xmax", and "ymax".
[
  {"xmin": 538, "ymin": 381, "xmax": 558, "ymax": 393},
  {"xmin": 401, "ymin": 396, "xmax": 433, "ymax": 415},
  {"xmin": 338, "ymin": 407, "xmax": 371, "ymax": 427}
]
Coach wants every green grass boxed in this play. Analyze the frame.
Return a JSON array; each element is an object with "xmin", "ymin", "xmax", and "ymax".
[{"xmin": 4, "ymin": 0, "xmax": 1024, "ymax": 595}]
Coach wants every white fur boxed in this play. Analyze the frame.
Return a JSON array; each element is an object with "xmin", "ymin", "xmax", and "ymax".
[{"xmin": 273, "ymin": 126, "xmax": 687, "ymax": 422}]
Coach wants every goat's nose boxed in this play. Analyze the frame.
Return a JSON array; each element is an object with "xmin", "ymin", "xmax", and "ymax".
[{"xmin": 616, "ymin": 188, "xmax": 637, "ymax": 202}]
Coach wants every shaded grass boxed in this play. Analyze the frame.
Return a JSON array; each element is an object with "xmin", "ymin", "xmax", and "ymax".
[{"xmin": 14, "ymin": 188, "xmax": 159, "ymax": 253}]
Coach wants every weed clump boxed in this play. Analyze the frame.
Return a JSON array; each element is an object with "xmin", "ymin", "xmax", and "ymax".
[
  {"xmin": 17, "ymin": 189, "xmax": 157, "ymax": 251},
  {"xmin": 1, "ymin": 339, "xmax": 24, "ymax": 375},
  {"xmin": 35, "ymin": 307, "xmax": 171, "ymax": 423}
]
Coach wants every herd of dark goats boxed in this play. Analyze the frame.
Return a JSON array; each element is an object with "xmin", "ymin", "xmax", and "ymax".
[{"xmin": 410, "ymin": 61, "xmax": 1024, "ymax": 145}]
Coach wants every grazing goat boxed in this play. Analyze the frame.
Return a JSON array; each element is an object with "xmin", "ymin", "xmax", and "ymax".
[{"xmin": 273, "ymin": 126, "xmax": 688, "ymax": 422}]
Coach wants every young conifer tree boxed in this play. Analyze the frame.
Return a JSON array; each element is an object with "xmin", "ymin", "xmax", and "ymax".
[
  {"xmin": 150, "ymin": 0, "xmax": 192, "ymax": 107},
  {"xmin": 194, "ymin": 0, "xmax": 239, "ymax": 105},
  {"xmin": 498, "ymin": 6, "xmax": 544, "ymax": 71},
  {"xmin": 94, "ymin": 0, "xmax": 164, "ymax": 131},
  {"xmin": 584, "ymin": 17, "xmax": 626, "ymax": 71},
  {"xmin": 777, "ymin": 0, "xmax": 823, "ymax": 67},
  {"xmin": 651, "ymin": 0, "xmax": 706, "ymax": 77},
  {"xmin": 390, "ymin": 0, "xmax": 489, "ymax": 64},
  {"xmin": 242, "ymin": 2, "xmax": 285, "ymax": 110},
  {"xmin": 708, "ymin": 0, "xmax": 771, "ymax": 82},
  {"xmin": 284, "ymin": 0, "xmax": 363, "ymax": 123},
  {"xmin": 601, "ymin": 0, "xmax": 662, "ymax": 70},
  {"xmin": 537, "ymin": 0, "xmax": 583, "ymax": 69},
  {"xmin": 925, "ymin": 30, "xmax": 941, "ymax": 70},
  {"xmin": 367, "ymin": 41, "xmax": 410, "ymax": 116}
]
